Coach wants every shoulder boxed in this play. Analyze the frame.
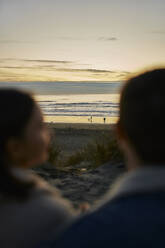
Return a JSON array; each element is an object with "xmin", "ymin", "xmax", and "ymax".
[
  {"xmin": 48, "ymin": 194, "xmax": 165, "ymax": 248},
  {"xmin": 22, "ymin": 173, "xmax": 77, "ymax": 242},
  {"xmin": 28, "ymin": 172, "xmax": 76, "ymax": 217}
]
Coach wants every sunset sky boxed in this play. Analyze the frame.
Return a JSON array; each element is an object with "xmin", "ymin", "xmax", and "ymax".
[{"xmin": 0, "ymin": 0, "xmax": 165, "ymax": 82}]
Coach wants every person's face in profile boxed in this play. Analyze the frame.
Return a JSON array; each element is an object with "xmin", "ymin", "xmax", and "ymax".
[{"xmin": 7, "ymin": 105, "xmax": 50, "ymax": 168}]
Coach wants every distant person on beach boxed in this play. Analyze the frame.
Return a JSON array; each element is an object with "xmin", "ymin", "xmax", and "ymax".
[
  {"xmin": 0, "ymin": 89, "xmax": 76, "ymax": 248},
  {"xmin": 41, "ymin": 68, "xmax": 165, "ymax": 248},
  {"xmin": 88, "ymin": 116, "xmax": 93, "ymax": 123},
  {"xmin": 103, "ymin": 117, "xmax": 106, "ymax": 123},
  {"xmin": 90, "ymin": 116, "xmax": 93, "ymax": 123}
]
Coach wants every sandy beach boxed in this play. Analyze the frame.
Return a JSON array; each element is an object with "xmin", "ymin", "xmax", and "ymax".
[
  {"xmin": 35, "ymin": 122, "xmax": 125, "ymax": 206},
  {"xmin": 47, "ymin": 122, "xmax": 116, "ymax": 156}
]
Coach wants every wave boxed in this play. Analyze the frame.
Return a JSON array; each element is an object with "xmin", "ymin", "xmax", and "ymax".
[{"xmin": 38, "ymin": 99, "xmax": 119, "ymax": 117}]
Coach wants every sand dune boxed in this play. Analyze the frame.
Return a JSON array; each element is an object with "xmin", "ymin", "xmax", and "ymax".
[{"xmin": 34, "ymin": 122, "xmax": 124, "ymax": 206}]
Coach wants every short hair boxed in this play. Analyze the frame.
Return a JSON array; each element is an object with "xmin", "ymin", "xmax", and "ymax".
[{"xmin": 119, "ymin": 68, "xmax": 165, "ymax": 165}]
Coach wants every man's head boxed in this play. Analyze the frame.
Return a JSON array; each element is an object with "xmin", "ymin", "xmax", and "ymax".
[{"xmin": 117, "ymin": 68, "xmax": 165, "ymax": 168}]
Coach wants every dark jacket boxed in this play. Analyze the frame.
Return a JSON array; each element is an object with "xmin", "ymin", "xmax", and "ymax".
[{"xmin": 40, "ymin": 167, "xmax": 165, "ymax": 248}]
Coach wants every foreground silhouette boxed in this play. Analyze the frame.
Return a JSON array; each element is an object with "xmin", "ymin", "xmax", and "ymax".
[{"xmin": 0, "ymin": 89, "xmax": 76, "ymax": 248}]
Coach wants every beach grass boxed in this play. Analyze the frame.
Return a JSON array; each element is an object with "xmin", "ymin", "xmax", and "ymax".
[
  {"xmin": 47, "ymin": 123, "xmax": 123, "ymax": 170},
  {"xmin": 62, "ymin": 136, "xmax": 123, "ymax": 169}
]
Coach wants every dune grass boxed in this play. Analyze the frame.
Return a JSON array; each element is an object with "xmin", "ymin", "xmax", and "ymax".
[
  {"xmin": 48, "ymin": 132, "xmax": 123, "ymax": 170},
  {"xmin": 48, "ymin": 131, "xmax": 62, "ymax": 165}
]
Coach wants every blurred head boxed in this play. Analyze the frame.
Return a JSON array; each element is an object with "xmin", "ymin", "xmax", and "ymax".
[
  {"xmin": 117, "ymin": 68, "xmax": 165, "ymax": 169},
  {"xmin": 0, "ymin": 89, "xmax": 50, "ymax": 168},
  {"xmin": 0, "ymin": 89, "xmax": 50, "ymax": 200}
]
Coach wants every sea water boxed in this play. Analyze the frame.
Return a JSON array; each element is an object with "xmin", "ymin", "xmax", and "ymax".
[{"xmin": 0, "ymin": 81, "xmax": 122, "ymax": 123}]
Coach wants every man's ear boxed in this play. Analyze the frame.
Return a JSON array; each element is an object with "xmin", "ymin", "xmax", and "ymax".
[
  {"xmin": 115, "ymin": 121, "xmax": 128, "ymax": 152},
  {"xmin": 115, "ymin": 120, "xmax": 125, "ymax": 141},
  {"xmin": 115, "ymin": 121, "xmax": 141, "ymax": 171}
]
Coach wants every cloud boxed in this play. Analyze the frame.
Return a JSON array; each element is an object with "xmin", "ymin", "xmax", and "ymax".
[
  {"xmin": 150, "ymin": 31, "xmax": 165, "ymax": 35},
  {"xmin": 0, "ymin": 66, "xmax": 26, "ymax": 69},
  {"xmin": 0, "ymin": 40, "xmax": 35, "ymax": 44},
  {"xmin": 0, "ymin": 58, "xmax": 18, "ymax": 61},
  {"xmin": 23, "ymin": 59, "xmax": 72, "ymax": 64},
  {"xmin": 0, "ymin": 58, "xmax": 72, "ymax": 65},
  {"xmin": 47, "ymin": 35, "xmax": 90, "ymax": 41},
  {"xmin": 118, "ymin": 70, "xmax": 131, "ymax": 74},
  {"xmin": 58, "ymin": 68, "xmax": 116, "ymax": 73},
  {"xmin": 0, "ymin": 57, "xmax": 130, "ymax": 82},
  {"xmin": 85, "ymin": 69, "xmax": 115, "ymax": 73},
  {"xmin": 55, "ymin": 36, "xmax": 82, "ymax": 40},
  {"xmin": 0, "ymin": 66, "xmax": 53, "ymax": 70},
  {"xmin": 98, "ymin": 37, "xmax": 118, "ymax": 41},
  {"xmin": 0, "ymin": 58, "xmax": 130, "ymax": 75}
]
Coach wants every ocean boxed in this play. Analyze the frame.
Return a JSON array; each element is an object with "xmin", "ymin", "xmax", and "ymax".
[{"xmin": 0, "ymin": 81, "xmax": 122, "ymax": 123}]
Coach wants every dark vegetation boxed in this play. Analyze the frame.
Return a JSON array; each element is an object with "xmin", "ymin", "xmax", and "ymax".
[{"xmin": 48, "ymin": 130, "xmax": 124, "ymax": 170}]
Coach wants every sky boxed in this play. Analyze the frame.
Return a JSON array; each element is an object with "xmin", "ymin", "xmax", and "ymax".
[{"xmin": 0, "ymin": 0, "xmax": 165, "ymax": 82}]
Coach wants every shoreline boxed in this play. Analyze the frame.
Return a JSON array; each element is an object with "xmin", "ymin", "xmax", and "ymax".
[{"xmin": 44, "ymin": 116, "xmax": 119, "ymax": 125}]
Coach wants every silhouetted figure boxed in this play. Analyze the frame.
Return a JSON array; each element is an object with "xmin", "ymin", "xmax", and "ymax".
[
  {"xmin": 90, "ymin": 116, "xmax": 93, "ymax": 123},
  {"xmin": 88, "ymin": 116, "xmax": 92, "ymax": 123},
  {"xmin": 103, "ymin": 117, "xmax": 106, "ymax": 123},
  {"xmin": 0, "ymin": 89, "xmax": 76, "ymax": 248}
]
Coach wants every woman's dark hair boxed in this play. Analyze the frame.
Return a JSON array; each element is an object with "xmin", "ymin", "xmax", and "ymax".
[
  {"xmin": 0, "ymin": 88, "xmax": 36, "ymax": 201},
  {"xmin": 119, "ymin": 68, "xmax": 165, "ymax": 165}
]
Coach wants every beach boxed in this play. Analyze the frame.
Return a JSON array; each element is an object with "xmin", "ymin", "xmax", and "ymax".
[
  {"xmin": 47, "ymin": 122, "xmax": 115, "ymax": 155},
  {"xmin": 35, "ymin": 122, "xmax": 125, "ymax": 206}
]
